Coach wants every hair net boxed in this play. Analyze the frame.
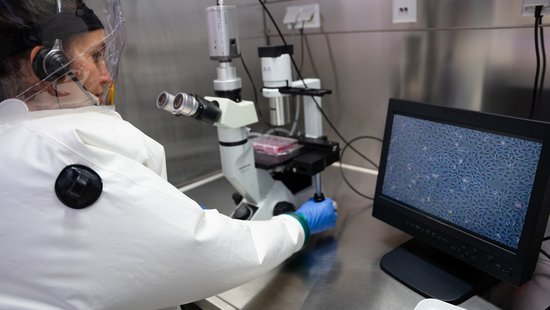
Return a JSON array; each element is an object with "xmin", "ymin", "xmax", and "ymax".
[{"xmin": 0, "ymin": 0, "xmax": 126, "ymax": 110}]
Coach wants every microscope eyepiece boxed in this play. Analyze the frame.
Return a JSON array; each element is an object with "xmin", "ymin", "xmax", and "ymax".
[
  {"xmin": 173, "ymin": 94, "xmax": 182, "ymax": 109},
  {"xmin": 156, "ymin": 91, "xmax": 171, "ymax": 108},
  {"xmin": 173, "ymin": 93, "xmax": 200, "ymax": 116},
  {"xmin": 156, "ymin": 91, "xmax": 221, "ymax": 125},
  {"xmin": 156, "ymin": 91, "xmax": 176, "ymax": 112}
]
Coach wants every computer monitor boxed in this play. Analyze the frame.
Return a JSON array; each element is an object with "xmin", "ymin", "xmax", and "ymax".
[{"xmin": 373, "ymin": 98, "xmax": 550, "ymax": 304}]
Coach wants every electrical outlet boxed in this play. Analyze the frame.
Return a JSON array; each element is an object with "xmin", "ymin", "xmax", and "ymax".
[
  {"xmin": 522, "ymin": 0, "xmax": 550, "ymax": 16},
  {"xmin": 283, "ymin": 4, "xmax": 320, "ymax": 29},
  {"xmin": 392, "ymin": 0, "xmax": 417, "ymax": 23}
]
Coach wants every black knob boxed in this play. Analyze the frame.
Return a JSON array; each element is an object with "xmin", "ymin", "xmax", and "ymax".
[
  {"xmin": 273, "ymin": 201, "xmax": 296, "ymax": 216},
  {"xmin": 233, "ymin": 204, "xmax": 252, "ymax": 220},
  {"xmin": 55, "ymin": 164, "xmax": 102, "ymax": 209},
  {"xmin": 232, "ymin": 192, "xmax": 243, "ymax": 205},
  {"xmin": 313, "ymin": 192, "xmax": 325, "ymax": 202}
]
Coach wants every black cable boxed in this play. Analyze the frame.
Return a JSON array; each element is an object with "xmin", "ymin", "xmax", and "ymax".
[
  {"xmin": 303, "ymin": 33, "xmax": 321, "ymax": 79},
  {"xmin": 258, "ymin": 1, "xmax": 290, "ymax": 48},
  {"xmin": 240, "ymin": 55, "xmax": 258, "ymax": 105},
  {"xmin": 341, "ymin": 135, "xmax": 381, "ymax": 169},
  {"xmin": 321, "ymin": 26, "xmax": 341, "ymax": 104},
  {"xmin": 530, "ymin": 6, "xmax": 543, "ymax": 119},
  {"xmin": 541, "ymin": 235, "xmax": 549, "ymax": 260},
  {"xmin": 299, "ymin": 28, "xmax": 305, "ymax": 71},
  {"xmin": 258, "ymin": 0, "xmax": 375, "ymax": 167},
  {"xmin": 340, "ymin": 164, "xmax": 373, "ymax": 200},
  {"xmin": 339, "ymin": 136, "xmax": 383, "ymax": 200},
  {"xmin": 537, "ymin": 17, "xmax": 546, "ymax": 113},
  {"xmin": 260, "ymin": 0, "xmax": 270, "ymax": 46},
  {"xmin": 303, "ymin": 30, "xmax": 341, "ymax": 101}
]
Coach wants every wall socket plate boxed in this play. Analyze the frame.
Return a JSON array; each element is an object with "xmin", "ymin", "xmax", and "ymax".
[
  {"xmin": 392, "ymin": 0, "xmax": 417, "ymax": 23},
  {"xmin": 522, "ymin": 0, "xmax": 550, "ymax": 16},
  {"xmin": 283, "ymin": 4, "xmax": 321, "ymax": 29}
]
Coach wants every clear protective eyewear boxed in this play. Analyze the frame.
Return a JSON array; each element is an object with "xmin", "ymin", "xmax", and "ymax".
[{"xmin": 0, "ymin": 0, "xmax": 126, "ymax": 111}]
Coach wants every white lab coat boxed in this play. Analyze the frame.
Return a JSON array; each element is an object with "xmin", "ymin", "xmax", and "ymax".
[{"xmin": 0, "ymin": 104, "xmax": 305, "ymax": 310}]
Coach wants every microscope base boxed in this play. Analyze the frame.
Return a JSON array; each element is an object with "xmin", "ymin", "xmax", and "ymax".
[{"xmin": 230, "ymin": 184, "xmax": 314, "ymax": 221}]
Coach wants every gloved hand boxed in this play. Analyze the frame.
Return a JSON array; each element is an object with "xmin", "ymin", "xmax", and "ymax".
[{"xmin": 295, "ymin": 198, "xmax": 337, "ymax": 234}]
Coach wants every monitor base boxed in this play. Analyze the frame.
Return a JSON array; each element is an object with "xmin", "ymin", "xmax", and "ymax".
[{"xmin": 380, "ymin": 238, "xmax": 497, "ymax": 305}]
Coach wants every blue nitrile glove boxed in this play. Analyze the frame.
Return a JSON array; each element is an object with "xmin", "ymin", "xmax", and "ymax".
[{"xmin": 295, "ymin": 198, "xmax": 337, "ymax": 234}]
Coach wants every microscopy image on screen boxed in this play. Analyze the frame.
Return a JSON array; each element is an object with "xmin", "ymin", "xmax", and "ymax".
[{"xmin": 382, "ymin": 114, "xmax": 543, "ymax": 250}]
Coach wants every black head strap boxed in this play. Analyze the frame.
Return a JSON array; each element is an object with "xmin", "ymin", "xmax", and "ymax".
[{"xmin": 0, "ymin": 2, "xmax": 104, "ymax": 61}]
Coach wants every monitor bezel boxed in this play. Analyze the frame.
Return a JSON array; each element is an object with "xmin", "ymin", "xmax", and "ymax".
[{"xmin": 373, "ymin": 98, "xmax": 550, "ymax": 286}]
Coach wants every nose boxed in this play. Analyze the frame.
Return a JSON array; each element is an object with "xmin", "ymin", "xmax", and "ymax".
[{"xmin": 98, "ymin": 60, "xmax": 112, "ymax": 85}]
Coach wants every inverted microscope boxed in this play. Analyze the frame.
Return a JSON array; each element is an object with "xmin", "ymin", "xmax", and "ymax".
[{"xmin": 156, "ymin": 1, "xmax": 338, "ymax": 220}]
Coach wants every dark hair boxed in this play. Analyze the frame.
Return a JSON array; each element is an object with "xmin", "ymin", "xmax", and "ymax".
[{"xmin": 0, "ymin": 0, "xmax": 79, "ymax": 100}]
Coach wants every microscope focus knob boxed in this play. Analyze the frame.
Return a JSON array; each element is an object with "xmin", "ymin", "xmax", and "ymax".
[
  {"xmin": 233, "ymin": 204, "xmax": 252, "ymax": 220},
  {"xmin": 232, "ymin": 192, "xmax": 243, "ymax": 205},
  {"xmin": 273, "ymin": 201, "xmax": 296, "ymax": 216}
]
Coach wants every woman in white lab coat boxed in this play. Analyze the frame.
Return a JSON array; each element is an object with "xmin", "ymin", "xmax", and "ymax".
[{"xmin": 0, "ymin": 1, "xmax": 337, "ymax": 309}]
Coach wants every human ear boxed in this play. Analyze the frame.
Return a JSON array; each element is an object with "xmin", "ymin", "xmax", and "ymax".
[{"xmin": 24, "ymin": 46, "xmax": 44, "ymax": 82}]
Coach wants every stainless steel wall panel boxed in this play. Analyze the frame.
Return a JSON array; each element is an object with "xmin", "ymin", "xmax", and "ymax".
[
  {"xmin": 116, "ymin": 0, "xmax": 550, "ymax": 184},
  {"xmin": 264, "ymin": 0, "xmax": 538, "ymax": 33},
  {"xmin": 117, "ymin": 0, "xmax": 221, "ymax": 185}
]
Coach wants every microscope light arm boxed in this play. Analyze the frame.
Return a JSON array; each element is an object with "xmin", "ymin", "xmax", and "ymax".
[{"xmin": 290, "ymin": 78, "xmax": 323, "ymax": 139}]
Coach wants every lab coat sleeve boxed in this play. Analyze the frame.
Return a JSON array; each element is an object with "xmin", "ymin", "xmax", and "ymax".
[
  {"xmin": 58, "ymin": 113, "xmax": 305, "ymax": 309},
  {"xmin": 5, "ymin": 109, "xmax": 307, "ymax": 310},
  {"xmin": 86, "ymin": 167, "xmax": 306, "ymax": 309}
]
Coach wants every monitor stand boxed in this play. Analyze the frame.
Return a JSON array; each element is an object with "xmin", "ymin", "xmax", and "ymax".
[{"xmin": 380, "ymin": 238, "xmax": 497, "ymax": 305}]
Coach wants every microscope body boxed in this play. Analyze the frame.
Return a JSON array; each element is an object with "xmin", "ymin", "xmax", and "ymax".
[
  {"xmin": 206, "ymin": 97, "xmax": 313, "ymax": 220},
  {"xmin": 156, "ymin": 1, "xmax": 337, "ymax": 221}
]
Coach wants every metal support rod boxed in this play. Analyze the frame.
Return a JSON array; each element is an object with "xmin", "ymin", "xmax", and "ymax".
[
  {"xmin": 313, "ymin": 173, "xmax": 324, "ymax": 202},
  {"xmin": 314, "ymin": 174, "xmax": 322, "ymax": 195}
]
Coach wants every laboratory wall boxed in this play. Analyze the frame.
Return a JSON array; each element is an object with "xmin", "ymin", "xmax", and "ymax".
[{"xmin": 116, "ymin": 0, "xmax": 549, "ymax": 188}]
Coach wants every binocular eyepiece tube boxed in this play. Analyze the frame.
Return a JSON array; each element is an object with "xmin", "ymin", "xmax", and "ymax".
[
  {"xmin": 156, "ymin": 91, "xmax": 222, "ymax": 125},
  {"xmin": 156, "ymin": 91, "xmax": 175, "ymax": 112}
]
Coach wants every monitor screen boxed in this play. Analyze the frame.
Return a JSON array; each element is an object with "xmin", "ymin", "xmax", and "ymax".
[
  {"xmin": 373, "ymin": 99, "xmax": 550, "ymax": 303},
  {"xmin": 382, "ymin": 114, "xmax": 542, "ymax": 251}
]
